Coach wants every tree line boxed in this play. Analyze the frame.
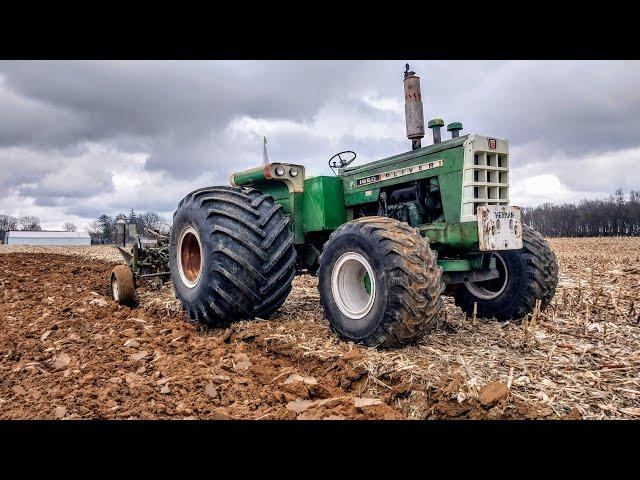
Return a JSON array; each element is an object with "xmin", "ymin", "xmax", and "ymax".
[
  {"xmin": 1, "ymin": 215, "xmax": 42, "ymax": 242},
  {"xmin": 522, "ymin": 189, "xmax": 640, "ymax": 237},
  {"xmin": 0, "ymin": 215, "xmax": 79, "ymax": 242},
  {"xmin": 0, "ymin": 215, "xmax": 41, "ymax": 232},
  {"xmin": 1, "ymin": 209, "xmax": 166, "ymax": 245},
  {"xmin": 5, "ymin": 189, "xmax": 638, "ymax": 243},
  {"xmin": 87, "ymin": 210, "xmax": 170, "ymax": 244}
]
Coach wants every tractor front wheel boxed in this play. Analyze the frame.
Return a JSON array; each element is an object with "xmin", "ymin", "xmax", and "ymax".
[
  {"xmin": 169, "ymin": 185, "xmax": 296, "ymax": 325},
  {"xmin": 318, "ymin": 216, "xmax": 443, "ymax": 348}
]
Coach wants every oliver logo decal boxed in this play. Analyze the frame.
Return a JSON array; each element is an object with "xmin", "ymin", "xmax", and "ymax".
[{"xmin": 355, "ymin": 160, "xmax": 444, "ymax": 188}]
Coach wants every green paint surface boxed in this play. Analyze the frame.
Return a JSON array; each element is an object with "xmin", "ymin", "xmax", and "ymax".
[
  {"xmin": 437, "ymin": 258, "xmax": 472, "ymax": 272},
  {"xmin": 302, "ymin": 176, "xmax": 347, "ymax": 232},
  {"xmin": 364, "ymin": 272, "xmax": 372, "ymax": 295},
  {"xmin": 230, "ymin": 174, "xmax": 305, "ymax": 243},
  {"xmin": 420, "ymin": 221, "xmax": 478, "ymax": 250},
  {"xmin": 438, "ymin": 255, "xmax": 495, "ymax": 272},
  {"xmin": 232, "ymin": 166, "xmax": 266, "ymax": 185}
]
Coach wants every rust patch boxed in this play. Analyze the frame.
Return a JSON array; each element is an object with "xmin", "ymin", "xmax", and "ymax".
[{"xmin": 477, "ymin": 206, "xmax": 522, "ymax": 251}]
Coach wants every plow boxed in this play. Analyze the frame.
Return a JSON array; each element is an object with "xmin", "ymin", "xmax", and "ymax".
[
  {"xmin": 109, "ymin": 229, "xmax": 171, "ymax": 305},
  {"xmin": 110, "ymin": 64, "xmax": 558, "ymax": 348}
]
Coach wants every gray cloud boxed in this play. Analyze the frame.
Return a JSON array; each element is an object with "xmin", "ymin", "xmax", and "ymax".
[{"xmin": 0, "ymin": 60, "xmax": 638, "ymax": 229}]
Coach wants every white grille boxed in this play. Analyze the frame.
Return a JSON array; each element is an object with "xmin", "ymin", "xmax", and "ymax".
[{"xmin": 460, "ymin": 135, "xmax": 510, "ymax": 222}]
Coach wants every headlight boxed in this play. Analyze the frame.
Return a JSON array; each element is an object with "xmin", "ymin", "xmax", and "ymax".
[
  {"xmin": 289, "ymin": 168, "xmax": 298, "ymax": 177},
  {"xmin": 275, "ymin": 166, "xmax": 285, "ymax": 176}
]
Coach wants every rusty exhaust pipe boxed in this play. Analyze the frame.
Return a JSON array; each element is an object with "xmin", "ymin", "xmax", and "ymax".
[{"xmin": 403, "ymin": 64, "xmax": 425, "ymax": 150}]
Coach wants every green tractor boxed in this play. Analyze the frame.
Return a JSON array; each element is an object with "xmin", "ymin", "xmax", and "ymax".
[{"xmin": 168, "ymin": 64, "xmax": 558, "ymax": 347}]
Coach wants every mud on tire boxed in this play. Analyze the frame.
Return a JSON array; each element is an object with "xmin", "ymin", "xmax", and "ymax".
[
  {"xmin": 453, "ymin": 225, "xmax": 558, "ymax": 321},
  {"xmin": 170, "ymin": 185, "xmax": 296, "ymax": 325},
  {"xmin": 318, "ymin": 216, "xmax": 444, "ymax": 348}
]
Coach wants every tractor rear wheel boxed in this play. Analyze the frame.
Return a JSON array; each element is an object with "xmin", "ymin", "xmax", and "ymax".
[
  {"xmin": 452, "ymin": 225, "xmax": 558, "ymax": 321},
  {"xmin": 170, "ymin": 185, "xmax": 296, "ymax": 325},
  {"xmin": 110, "ymin": 265, "xmax": 136, "ymax": 306},
  {"xmin": 318, "ymin": 216, "xmax": 443, "ymax": 348}
]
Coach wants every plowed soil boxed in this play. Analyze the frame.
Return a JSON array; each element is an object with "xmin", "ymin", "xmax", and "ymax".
[{"xmin": 1, "ymin": 238, "xmax": 638, "ymax": 420}]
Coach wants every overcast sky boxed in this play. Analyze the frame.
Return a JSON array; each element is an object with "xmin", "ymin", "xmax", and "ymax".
[{"xmin": 1, "ymin": 60, "xmax": 639, "ymax": 230}]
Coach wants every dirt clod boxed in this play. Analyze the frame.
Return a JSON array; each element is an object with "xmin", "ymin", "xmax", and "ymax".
[
  {"xmin": 283, "ymin": 374, "xmax": 317, "ymax": 386},
  {"xmin": 233, "ymin": 353, "xmax": 252, "ymax": 372},
  {"xmin": 286, "ymin": 400, "xmax": 315, "ymax": 414},
  {"xmin": 130, "ymin": 351, "xmax": 148, "ymax": 362},
  {"xmin": 353, "ymin": 397, "xmax": 384, "ymax": 408},
  {"xmin": 50, "ymin": 353, "xmax": 71, "ymax": 370},
  {"xmin": 210, "ymin": 375, "xmax": 231, "ymax": 384},
  {"xmin": 204, "ymin": 383, "xmax": 219, "ymax": 399},
  {"xmin": 11, "ymin": 385, "xmax": 26, "ymax": 395},
  {"xmin": 89, "ymin": 298, "xmax": 109, "ymax": 308},
  {"xmin": 478, "ymin": 381, "xmax": 510, "ymax": 407}
]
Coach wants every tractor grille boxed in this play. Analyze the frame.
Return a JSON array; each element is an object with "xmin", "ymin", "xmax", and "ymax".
[{"xmin": 461, "ymin": 138, "xmax": 509, "ymax": 222}]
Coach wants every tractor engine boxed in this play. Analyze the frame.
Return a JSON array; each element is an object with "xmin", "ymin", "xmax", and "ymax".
[{"xmin": 376, "ymin": 179, "xmax": 444, "ymax": 226}]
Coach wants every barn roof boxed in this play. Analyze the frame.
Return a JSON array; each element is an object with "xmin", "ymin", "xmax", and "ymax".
[{"xmin": 6, "ymin": 230, "xmax": 90, "ymax": 238}]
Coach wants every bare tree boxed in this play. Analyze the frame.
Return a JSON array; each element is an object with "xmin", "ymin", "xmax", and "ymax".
[
  {"xmin": 0, "ymin": 214, "xmax": 18, "ymax": 243},
  {"xmin": 63, "ymin": 222, "xmax": 77, "ymax": 232},
  {"xmin": 18, "ymin": 216, "xmax": 41, "ymax": 231},
  {"xmin": 86, "ymin": 219, "xmax": 102, "ymax": 244},
  {"xmin": 158, "ymin": 220, "xmax": 172, "ymax": 236},
  {"xmin": 140, "ymin": 211, "xmax": 163, "ymax": 234}
]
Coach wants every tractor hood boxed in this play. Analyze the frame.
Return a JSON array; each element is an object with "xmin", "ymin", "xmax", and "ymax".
[{"xmin": 340, "ymin": 135, "xmax": 468, "ymax": 177}]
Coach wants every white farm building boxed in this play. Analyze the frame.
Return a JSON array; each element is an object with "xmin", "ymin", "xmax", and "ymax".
[{"xmin": 4, "ymin": 231, "xmax": 91, "ymax": 246}]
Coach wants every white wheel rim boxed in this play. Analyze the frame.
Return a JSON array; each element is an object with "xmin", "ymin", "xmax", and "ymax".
[
  {"xmin": 177, "ymin": 226, "xmax": 203, "ymax": 289},
  {"xmin": 464, "ymin": 253, "xmax": 509, "ymax": 300},
  {"xmin": 112, "ymin": 276, "xmax": 120, "ymax": 301},
  {"xmin": 331, "ymin": 252, "xmax": 376, "ymax": 319}
]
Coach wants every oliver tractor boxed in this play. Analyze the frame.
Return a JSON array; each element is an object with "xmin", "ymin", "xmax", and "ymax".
[{"xmin": 111, "ymin": 64, "xmax": 558, "ymax": 348}]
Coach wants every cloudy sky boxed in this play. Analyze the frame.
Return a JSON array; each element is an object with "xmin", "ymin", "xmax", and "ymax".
[{"xmin": 1, "ymin": 60, "xmax": 639, "ymax": 230}]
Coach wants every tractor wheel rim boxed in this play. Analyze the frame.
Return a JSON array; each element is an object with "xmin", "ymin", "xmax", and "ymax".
[
  {"xmin": 112, "ymin": 276, "xmax": 120, "ymax": 301},
  {"xmin": 464, "ymin": 253, "xmax": 508, "ymax": 300},
  {"xmin": 331, "ymin": 252, "xmax": 376, "ymax": 320},
  {"xmin": 177, "ymin": 226, "xmax": 203, "ymax": 289}
]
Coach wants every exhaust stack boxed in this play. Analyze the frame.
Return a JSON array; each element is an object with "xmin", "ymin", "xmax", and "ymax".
[
  {"xmin": 428, "ymin": 118, "xmax": 444, "ymax": 144},
  {"xmin": 403, "ymin": 64, "xmax": 425, "ymax": 150},
  {"xmin": 447, "ymin": 122, "xmax": 463, "ymax": 139}
]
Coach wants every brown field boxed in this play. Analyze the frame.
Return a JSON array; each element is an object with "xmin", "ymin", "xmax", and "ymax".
[{"xmin": 0, "ymin": 237, "xmax": 638, "ymax": 420}]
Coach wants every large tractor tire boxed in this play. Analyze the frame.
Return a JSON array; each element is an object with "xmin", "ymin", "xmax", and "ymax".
[
  {"xmin": 453, "ymin": 225, "xmax": 558, "ymax": 321},
  {"xmin": 170, "ymin": 185, "xmax": 296, "ymax": 325},
  {"xmin": 318, "ymin": 216, "xmax": 443, "ymax": 348}
]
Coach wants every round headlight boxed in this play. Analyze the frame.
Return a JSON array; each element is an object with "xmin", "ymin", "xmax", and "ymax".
[
  {"xmin": 275, "ymin": 166, "xmax": 285, "ymax": 176},
  {"xmin": 289, "ymin": 168, "xmax": 299, "ymax": 177}
]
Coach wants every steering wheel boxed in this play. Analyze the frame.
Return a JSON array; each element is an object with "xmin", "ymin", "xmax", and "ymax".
[{"xmin": 328, "ymin": 151, "xmax": 357, "ymax": 175}]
